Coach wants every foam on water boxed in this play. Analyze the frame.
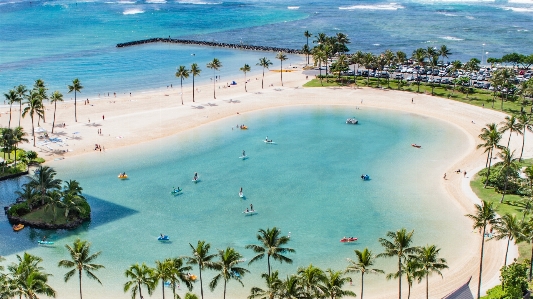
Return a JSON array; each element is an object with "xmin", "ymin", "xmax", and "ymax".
[
  {"xmin": 339, "ymin": 3, "xmax": 405, "ymax": 10},
  {"xmin": 122, "ymin": 8, "xmax": 145, "ymax": 14},
  {"xmin": 441, "ymin": 35, "xmax": 465, "ymax": 41}
]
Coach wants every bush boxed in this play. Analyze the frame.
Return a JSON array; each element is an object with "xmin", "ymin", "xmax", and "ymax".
[
  {"xmin": 478, "ymin": 164, "xmax": 521, "ymax": 194},
  {"xmin": 7, "ymin": 202, "xmax": 30, "ymax": 217},
  {"xmin": 482, "ymin": 285, "xmax": 506, "ymax": 299},
  {"xmin": 70, "ymin": 199, "xmax": 91, "ymax": 219}
]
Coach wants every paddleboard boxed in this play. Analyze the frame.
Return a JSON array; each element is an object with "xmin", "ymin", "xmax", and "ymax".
[
  {"xmin": 38, "ymin": 241, "xmax": 54, "ymax": 245},
  {"xmin": 239, "ymin": 192, "xmax": 244, "ymax": 198},
  {"xmin": 263, "ymin": 140, "xmax": 275, "ymax": 144},
  {"xmin": 239, "ymin": 156, "xmax": 248, "ymax": 159}
]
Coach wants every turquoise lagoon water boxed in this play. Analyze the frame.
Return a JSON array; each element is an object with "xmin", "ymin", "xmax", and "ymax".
[{"xmin": 0, "ymin": 106, "xmax": 475, "ymax": 297}]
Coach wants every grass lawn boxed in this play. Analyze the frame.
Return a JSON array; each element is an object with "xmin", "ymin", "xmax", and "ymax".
[
  {"xmin": 470, "ymin": 159, "xmax": 533, "ymax": 262},
  {"xmin": 303, "ymin": 77, "xmax": 528, "ymax": 116},
  {"xmin": 22, "ymin": 206, "xmax": 69, "ymax": 225}
]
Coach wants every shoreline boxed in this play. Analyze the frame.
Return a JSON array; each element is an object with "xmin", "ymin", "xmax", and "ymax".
[{"xmin": 0, "ymin": 68, "xmax": 528, "ymax": 297}]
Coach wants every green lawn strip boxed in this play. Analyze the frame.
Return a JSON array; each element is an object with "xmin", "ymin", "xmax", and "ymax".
[
  {"xmin": 471, "ymin": 159, "xmax": 533, "ymax": 262},
  {"xmin": 21, "ymin": 206, "xmax": 69, "ymax": 225},
  {"xmin": 303, "ymin": 77, "xmax": 526, "ymax": 115}
]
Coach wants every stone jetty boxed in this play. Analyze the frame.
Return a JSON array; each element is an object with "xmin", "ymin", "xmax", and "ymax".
[{"xmin": 116, "ymin": 38, "xmax": 303, "ymax": 54}]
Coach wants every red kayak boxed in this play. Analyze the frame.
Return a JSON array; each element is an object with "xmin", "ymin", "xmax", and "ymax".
[{"xmin": 340, "ymin": 237, "xmax": 358, "ymax": 243}]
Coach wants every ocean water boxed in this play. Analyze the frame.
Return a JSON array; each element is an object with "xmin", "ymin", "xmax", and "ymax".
[
  {"xmin": 0, "ymin": 106, "xmax": 475, "ymax": 298},
  {"xmin": 1, "ymin": 0, "xmax": 533, "ymax": 97}
]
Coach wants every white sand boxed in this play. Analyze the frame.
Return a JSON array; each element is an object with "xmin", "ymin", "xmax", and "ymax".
[{"xmin": 1, "ymin": 68, "xmax": 528, "ymax": 298}]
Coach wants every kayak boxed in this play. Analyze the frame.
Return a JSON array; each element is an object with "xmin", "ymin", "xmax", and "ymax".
[
  {"xmin": 239, "ymin": 156, "xmax": 248, "ymax": 160},
  {"xmin": 118, "ymin": 174, "xmax": 128, "ymax": 179},
  {"xmin": 38, "ymin": 241, "xmax": 54, "ymax": 245},
  {"xmin": 340, "ymin": 237, "xmax": 358, "ymax": 243},
  {"xmin": 239, "ymin": 192, "xmax": 244, "ymax": 198},
  {"xmin": 13, "ymin": 224, "xmax": 24, "ymax": 231},
  {"xmin": 158, "ymin": 235, "xmax": 170, "ymax": 241},
  {"xmin": 243, "ymin": 210, "xmax": 257, "ymax": 215},
  {"xmin": 171, "ymin": 189, "xmax": 182, "ymax": 194},
  {"xmin": 263, "ymin": 140, "xmax": 275, "ymax": 144}
]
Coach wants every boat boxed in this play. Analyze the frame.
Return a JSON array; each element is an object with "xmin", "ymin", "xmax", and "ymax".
[
  {"xmin": 243, "ymin": 209, "xmax": 257, "ymax": 215},
  {"xmin": 411, "ymin": 144, "xmax": 421, "ymax": 148},
  {"xmin": 346, "ymin": 118, "xmax": 358, "ymax": 124},
  {"xmin": 13, "ymin": 224, "xmax": 24, "ymax": 231},
  {"xmin": 240, "ymin": 126, "xmax": 248, "ymax": 130},
  {"xmin": 340, "ymin": 237, "xmax": 358, "ymax": 243},
  {"xmin": 118, "ymin": 174, "xmax": 128, "ymax": 179},
  {"xmin": 360, "ymin": 174, "xmax": 370, "ymax": 181},
  {"xmin": 171, "ymin": 188, "xmax": 182, "ymax": 194},
  {"xmin": 38, "ymin": 241, "xmax": 54, "ymax": 245},
  {"xmin": 158, "ymin": 235, "xmax": 170, "ymax": 241}
]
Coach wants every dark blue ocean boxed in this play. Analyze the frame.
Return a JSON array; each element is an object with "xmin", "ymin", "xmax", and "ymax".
[{"xmin": 0, "ymin": 0, "xmax": 532, "ymax": 96}]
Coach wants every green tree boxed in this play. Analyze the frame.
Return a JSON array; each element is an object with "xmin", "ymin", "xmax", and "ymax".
[
  {"xmin": 346, "ymin": 248, "xmax": 384, "ymax": 299},
  {"xmin": 257, "ymin": 57, "xmax": 273, "ymax": 89},
  {"xmin": 477, "ymin": 123, "xmax": 503, "ymax": 188},
  {"xmin": 209, "ymin": 247, "xmax": 249, "ymax": 299},
  {"xmin": 67, "ymin": 78, "xmax": 83, "ymax": 122},
  {"xmin": 29, "ymin": 166, "xmax": 62, "ymax": 205},
  {"xmin": 190, "ymin": 63, "xmax": 201, "ymax": 103},
  {"xmin": 304, "ymin": 30, "xmax": 312, "ymax": 64},
  {"xmin": 206, "ymin": 58, "xmax": 222, "ymax": 99},
  {"xmin": 184, "ymin": 240, "xmax": 216, "ymax": 299},
  {"xmin": 176, "ymin": 65, "xmax": 190, "ymax": 105},
  {"xmin": 124, "ymin": 263, "xmax": 156, "ymax": 299},
  {"xmin": 168, "ymin": 257, "xmax": 193, "ymax": 299},
  {"xmin": 248, "ymin": 271, "xmax": 282, "ymax": 299},
  {"xmin": 11, "ymin": 126, "xmax": 28, "ymax": 169},
  {"xmin": 8, "ymin": 252, "xmax": 56, "ymax": 299},
  {"xmin": 276, "ymin": 52, "xmax": 288, "ymax": 86},
  {"xmin": 246, "ymin": 227, "xmax": 295, "ymax": 276},
  {"xmin": 465, "ymin": 200, "xmax": 499, "ymax": 299},
  {"xmin": 22, "ymin": 91, "xmax": 45, "ymax": 147},
  {"xmin": 439, "ymin": 45, "xmax": 451, "ymax": 65},
  {"xmin": 297, "ymin": 264, "xmax": 325, "ymax": 298},
  {"xmin": 416, "ymin": 245, "xmax": 448, "ymax": 299},
  {"xmin": 152, "ymin": 259, "xmax": 174, "ymax": 299},
  {"xmin": 493, "ymin": 214, "xmax": 521, "ymax": 267},
  {"xmin": 4, "ymin": 89, "xmax": 17, "ymax": 128},
  {"xmin": 500, "ymin": 115, "xmax": 523, "ymax": 149},
  {"xmin": 14, "ymin": 85, "xmax": 28, "ymax": 127},
  {"xmin": 240, "ymin": 64, "xmax": 251, "ymax": 92},
  {"xmin": 44, "ymin": 190, "xmax": 63, "ymax": 222},
  {"xmin": 58, "ymin": 238, "xmax": 104, "ymax": 299},
  {"xmin": 49, "ymin": 91, "xmax": 63, "ymax": 134},
  {"xmin": 312, "ymin": 48, "xmax": 327, "ymax": 86},
  {"xmin": 377, "ymin": 228, "xmax": 417, "ymax": 299},
  {"xmin": 497, "ymin": 148, "xmax": 519, "ymax": 203},
  {"xmin": 321, "ymin": 269, "xmax": 356, "ymax": 299},
  {"xmin": 278, "ymin": 275, "xmax": 305, "ymax": 299}
]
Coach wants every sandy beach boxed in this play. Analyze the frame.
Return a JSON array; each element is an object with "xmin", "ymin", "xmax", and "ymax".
[{"xmin": 0, "ymin": 67, "xmax": 528, "ymax": 298}]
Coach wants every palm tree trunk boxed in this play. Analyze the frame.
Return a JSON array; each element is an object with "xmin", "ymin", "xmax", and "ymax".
[
  {"xmin": 477, "ymin": 225, "xmax": 487, "ymax": 299},
  {"xmin": 504, "ymin": 237, "xmax": 510, "ymax": 266},
  {"xmin": 529, "ymin": 240, "xmax": 533, "ymax": 281},
  {"xmin": 398, "ymin": 257, "xmax": 402, "ymax": 299},
  {"xmin": 161, "ymin": 278, "xmax": 165, "ymax": 299},
  {"xmin": 267, "ymin": 255, "xmax": 271, "ymax": 276},
  {"xmin": 213, "ymin": 70, "xmax": 216, "ymax": 99},
  {"xmin": 485, "ymin": 148, "xmax": 493, "ymax": 188},
  {"xmin": 14, "ymin": 145, "xmax": 17, "ymax": 168},
  {"xmin": 407, "ymin": 283, "xmax": 411, "ymax": 299},
  {"xmin": 262, "ymin": 68, "xmax": 265, "ymax": 89},
  {"xmin": 361, "ymin": 273, "xmax": 364, "ymax": 299},
  {"xmin": 199, "ymin": 266, "xmax": 204, "ymax": 299},
  {"xmin": 181, "ymin": 78, "xmax": 184, "ymax": 105},
  {"xmin": 18, "ymin": 101, "xmax": 22, "ymax": 127},
  {"xmin": 8, "ymin": 105, "xmax": 12, "ymax": 128},
  {"xmin": 500, "ymin": 169, "xmax": 509, "ymax": 203},
  {"xmin": 79, "ymin": 269, "xmax": 83, "ymax": 299},
  {"xmin": 193, "ymin": 75, "xmax": 196, "ymax": 102},
  {"xmin": 280, "ymin": 61, "xmax": 283, "ymax": 86},
  {"xmin": 223, "ymin": 280, "xmax": 227, "ymax": 299},
  {"xmin": 52, "ymin": 102, "xmax": 57, "ymax": 133},
  {"xmin": 520, "ymin": 130, "xmax": 526, "ymax": 161},
  {"xmin": 75, "ymin": 91, "xmax": 77, "ymax": 122},
  {"xmin": 507, "ymin": 134, "xmax": 512, "ymax": 149},
  {"xmin": 426, "ymin": 273, "xmax": 429, "ymax": 299},
  {"xmin": 31, "ymin": 115, "xmax": 35, "ymax": 147},
  {"xmin": 485, "ymin": 151, "xmax": 490, "ymax": 168},
  {"xmin": 138, "ymin": 282, "xmax": 143, "ymax": 299}
]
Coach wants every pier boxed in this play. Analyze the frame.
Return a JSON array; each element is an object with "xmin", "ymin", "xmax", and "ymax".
[{"xmin": 116, "ymin": 38, "xmax": 303, "ymax": 54}]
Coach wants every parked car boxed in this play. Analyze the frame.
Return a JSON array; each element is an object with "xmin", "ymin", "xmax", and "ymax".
[
  {"xmin": 441, "ymin": 78, "xmax": 450, "ymax": 84},
  {"xmin": 406, "ymin": 76, "xmax": 415, "ymax": 81},
  {"xmin": 394, "ymin": 74, "xmax": 403, "ymax": 79}
]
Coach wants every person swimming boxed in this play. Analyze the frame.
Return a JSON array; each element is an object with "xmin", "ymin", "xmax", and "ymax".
[{"xmin": 193, "ymin": 172, "xmax": 198, "ymax": 181}]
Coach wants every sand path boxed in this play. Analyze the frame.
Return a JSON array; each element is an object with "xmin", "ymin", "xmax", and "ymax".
[{"xmin": 0, "ymin": 68, "xmax": 528, "ymax": 298}]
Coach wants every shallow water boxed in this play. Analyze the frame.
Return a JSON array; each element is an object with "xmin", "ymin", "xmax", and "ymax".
[{"xmin": 0, "ymin": 106, "xmax": 475, "ymax": 298}]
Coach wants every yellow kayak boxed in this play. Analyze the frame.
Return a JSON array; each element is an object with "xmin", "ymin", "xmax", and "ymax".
[
  {"xmin": 118, "ymin": 174, "xmax": 128, "ymax": 179},
  {"xmin": 13, "ymin": 224, "xmax": 24, "ymax": 231}
]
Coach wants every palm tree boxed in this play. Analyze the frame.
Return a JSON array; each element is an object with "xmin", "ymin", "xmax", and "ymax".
[
  {"xmin": 312, "ymin": 48, "xmax": 327, "ymax": 86},
  {"xmin": 411, "ymin": 48, "xmax": 426, "ymax": 93},
  {"xmin": 351, "ymin": 51, "xmax": 365, "ymax": 86},
  {"xmin": 4, "ymin": 89, "xmax": 17, "ymax": 128},
  {"xmin": 33, "ymin": 80, "xmax": 48, "ymax": 125},
  {"xmin": 14, "ymin": 84, "xmax": 28, "ymax": 127},
  {"xmin": 206, "ymin": 58, "xmax": 222, "ymax": 99},
  {"xmin": 168, "ymin": 257, "xmax": 193, "ymax": 299},
  {"xmin": 517, "ymin": 113, "xmax": 532, "ymax": 161},
  {"xmin": 14, "ymin": 183, "xmax": 39, "ymax": 210},
  {"xmin": 465, "ymin": 200, "xmax": 499, "ymax": 299},
  {"xmin": 67, "ymin": 78, "xmax": 83, "ymax": 122},
  {"xmin": 176, "ymin": 65, "xmax": 190, "ymax": 105},
  {"xmin": 257, "ymin": 57, "xmax": 273, "ymax": 89},
  {"xmin": 49, "ymin": 91, "xmax": 64, "ymax": 134},
  {"xmin": 240, "ymin": 64, "xmax": 251, "ymax": 92},
  {"xmin": 297, "ymin": 264, "xmax": 325, "ymax": 298},
  {"xmin": 346, "ymin": 248, "xmax": 384, "ymax": 299},
  {"xmin": 29, "ymin": 165, "xmax": 62, "ymax": 205},
  {"xmin": 12, "ymin": 126, "xmax": 28, "ymax": 169},
  {"xmin": 184, "ymin": 240, "xmax": 216, "ymax": 299},
  {"xmin": 22, "ymin": 91, "xmax": 45, "ymax": 147},
  {"xmin": 321, "ymin": 269, "xmax": 356, "ymax": 299},
  {"xmin": 520, "ymin": 219, "xmax": 533, "ymax": 280},
  {"xmin": 185, "ymin": 293, "xmax": 200, "ymax": 299},
  {"xmin": 416, "ymin": 245, "xmax": 448, "ymax": 299},
  {"xmin": 304, "ymin": 30, "xmax": 312, "ymax": 64},
  {"xmin": 302, "ymin": 44, "xmax": 311, "ymax": 68},
  {"xmin": 500, "ymin": 115, "xmax": 523, "ymax": 149},
  {"xmin": 493, "ymin": 214, "xmax": 521, "ymax": 266},
  {"xmin": 63, "ymin": 192, "xmax": 84, "ymax": 220},
  {"xmin": 276, "ymin": 52, "xmax": 288, "ymax": 86},
  {"xmin": 377, "ymin": 228, "xmax": 417, "ymax": 299},
  {"xmin": 44, "ymin": 190, "xmax": 63, "ymax": 222},
  {"xmin": 497, "ymin": 148, "xmax": 519, "ymax": 203},
  {"xmin": 209, "ymin": 247, "xmax": 249, "ymax": 299},
  {"xmin": 278, "ymin": 275, "xmax": 305, "ymax": 299},
  {"xmin": 477, "ymin": 123, "xmax": 503, "ymax": 188},
  {"xmin": 8, "ymin": 252, "xmax": 55, "ymax": 299},
  {"xmin": 249, "ymin": 271, "xmax": 282, "ymax": 299},
  {"xmin": 124, "ymin": 263, "xmax": 156, "ymax": 299},
  {"xmin": 397, "ymin": 257, "xmax": 424, "ymax": 299},
  {"xmin": 439, "ymin": 45, "xmax": 451, "ymax": 65},
  {"xmin": 153, "ymin": 259, "xmax": 174, "ymax": 299},
  {"xmin": 246, "ymin": 227, "xmax": 295, "ymax": 276},
  {"xmin": 58, "ymin": 238, "xmax": 104, "ymax": 299},
  {"xmin": 190, "ymin": 63, "xmax": 201, "ymax": 103}
]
